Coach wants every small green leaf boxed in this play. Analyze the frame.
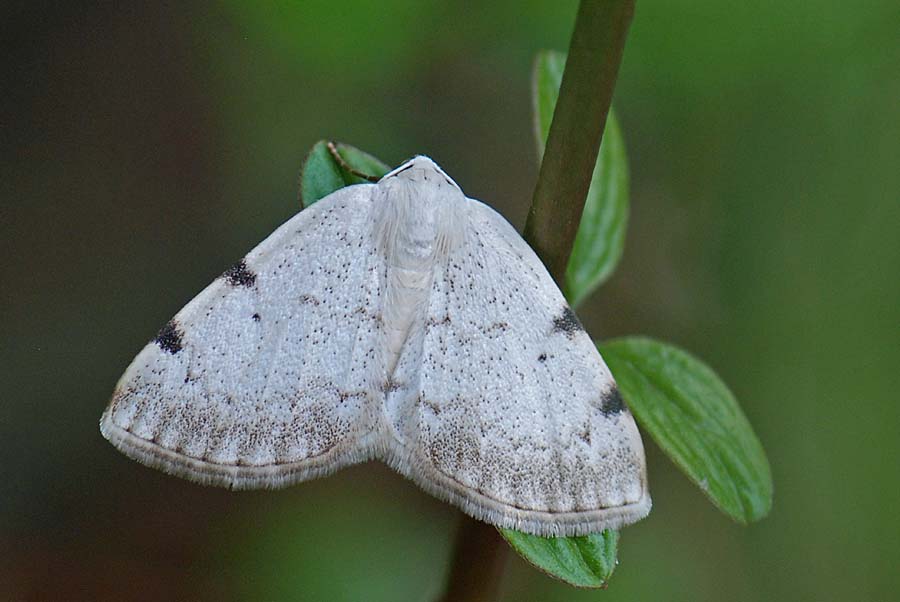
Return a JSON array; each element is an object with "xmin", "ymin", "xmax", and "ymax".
[
  {"xmin": 600, "ymin": 337, "xmax": 773, "ymax": 523},
  {"xmin": 300, "ymin": 141, "xmax": 345, "ymax": 207},
  {"xmin": 500, "ymin": 528, "xmax": 619, "ymax": 589},
  {"xmin": 564, "ymin": 113, "xmax": 628, "ymax": 307},
  {"xmin": 300, "ymin": 141, "xmax": 390, "ymax": 208},
  {"xmin": 532, "ymin": 50, "xmax": 629, "ymax": 307},
  {"xmin": 532, "ymin": 50, "xmax": 567, "ymax": 158},
  {"xmin": 334, "ymin": 144, "xmax": 391, "ymax": 182}
]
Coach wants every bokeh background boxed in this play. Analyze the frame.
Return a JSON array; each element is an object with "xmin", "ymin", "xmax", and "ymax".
[{"xmin": 3, "ymin": 1, "xmax": 898, "ymax": 600}]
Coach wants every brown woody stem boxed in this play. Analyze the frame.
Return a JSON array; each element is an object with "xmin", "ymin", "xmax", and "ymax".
[{"xmin": 523, "ymin": 0, "xmax": 635, "ymax": 286}]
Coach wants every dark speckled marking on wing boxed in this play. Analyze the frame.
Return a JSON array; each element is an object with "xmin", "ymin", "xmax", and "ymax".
[
  {"xmin": 154, "ymin": 320, "xmax": 184, "ymax": 354},
  {"xmin": 551, "ymin": 306, "xmax": 584, "ymax": 338},
  {"xmin": 600, "ymin": 386, "xmax": 625, "ymax": 416},
  {"xmin": 223, "ymin": 259, "xmax": 257, "ymax": 287}
]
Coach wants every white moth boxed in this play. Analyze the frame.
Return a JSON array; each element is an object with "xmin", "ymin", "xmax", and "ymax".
[{"xmin": 100, "ymin": 156, "xmax": 650, "ymax": 536}]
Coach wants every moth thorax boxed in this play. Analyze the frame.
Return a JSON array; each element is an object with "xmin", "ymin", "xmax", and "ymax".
[
  {"xmin": 373, "ymin": 165, "xmax": 466, "ymax": 268},
  {"xmin": 373, "ymin": 165, "xmax": 467, "ymax": 377}
]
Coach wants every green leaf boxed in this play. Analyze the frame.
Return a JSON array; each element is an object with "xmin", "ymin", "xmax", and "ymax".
[
  {"xmin": 600, "ymin": 337, "xmax": 773, "ymax": 523},
  {"xmin": 300, "ymin": 141, "xmax": 390, "ymax": 208},
  {"xmin": 564, "ymin": 112, "xmax": 628, "ymax": 307},
  {"xmin": 532, "ymin": 50, "xmax": 567, "ymax": 158},
  {"xmin": 531, "ymin": 50, "xmax": 566, "ymax": 159},
  {"xmin": 300, "ymin": 141, "xmax": 345, "ymax": 207},
  {"xmin": 334, "ymin": 144, "xmax": 391, "ymax": 182},
  {"xmin": 500, "ymin": 528, "xmax": 619, "ymax": 589},
  {"xmin": 532, "ymin": 50, "xmax": 629, "ymax": 307}
]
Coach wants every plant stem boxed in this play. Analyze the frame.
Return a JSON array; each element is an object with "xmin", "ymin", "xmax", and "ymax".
[
  {"xmin": 524, "ymin": 0, "xmax": 636, "ymax": 286},
  {"xmin": 438, "ymin": 517, "xmax": 508, "ymax": 602},
  {"xmin": 437, "ymin": 1, "xmax": 634, "ymax": 600}
]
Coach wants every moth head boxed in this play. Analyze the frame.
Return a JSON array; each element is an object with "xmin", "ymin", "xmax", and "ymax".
[{"xmin": 382, "ymin": 155, "xmax": 460, "ymax": 191}]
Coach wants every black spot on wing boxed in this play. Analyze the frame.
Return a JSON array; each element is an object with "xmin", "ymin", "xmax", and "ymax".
[
  {"xmin": 552, "ymin": 306, "xmax": 584, "ymax": 338},
  {"xmin": 251, "ymin": 313, "xmax": 261, "ymax": 322},
  {"xmin": 600, "ymin": 386, "xmax": 625, "ymax": 416},
  {"xmin": 223, "ymin": 259, "xmax": 256, "ymax": 287},
  {"xmin": 154, "ymin": 320, "xmax": 184, "ymax": 354}
]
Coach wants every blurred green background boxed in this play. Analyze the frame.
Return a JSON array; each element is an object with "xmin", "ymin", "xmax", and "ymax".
[{"xmin": 3, "ymin": 1, "xmax": 898, "ymax": 600}]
